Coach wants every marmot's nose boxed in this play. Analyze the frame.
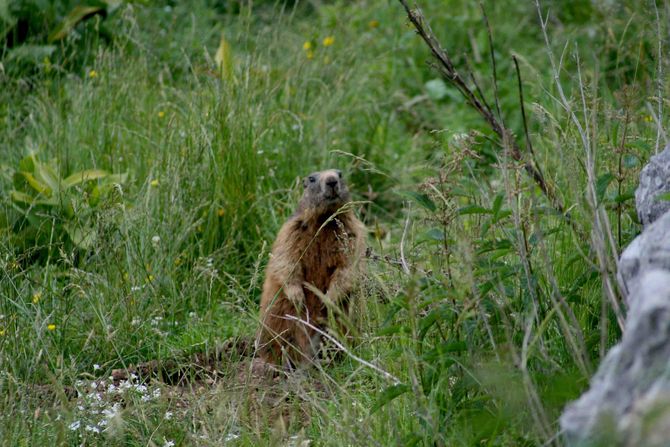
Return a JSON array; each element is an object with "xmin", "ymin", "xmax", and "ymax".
[{"xmin": 326, "ymin": 178, "xmax": 338, "ymax": 189}]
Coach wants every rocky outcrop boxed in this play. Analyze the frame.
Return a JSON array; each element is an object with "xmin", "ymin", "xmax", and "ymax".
[
  {"xmin": 635, "ymin": 145, "xmax": 670, "ymax": 228},
  {"xmin": 561, "ymin": 270, "xmax": 670, "ymax": 446},
  {"xmin": 617, "ymin": 211, "xmax": 670, "ymax": 303},
  {"xmin": 561, "ymin": 146, "xmax": 670, "ymax": 446}
]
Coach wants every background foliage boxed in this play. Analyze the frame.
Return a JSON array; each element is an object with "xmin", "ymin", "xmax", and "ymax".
[{"xmin": 0, "ymin": 0, "xmax": 666, "ymax": 445}]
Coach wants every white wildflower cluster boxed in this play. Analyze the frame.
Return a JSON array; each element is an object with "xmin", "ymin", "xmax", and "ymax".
[{"xmin": 68, "ymin": 373, "xmax": 167, "ymax": 437}]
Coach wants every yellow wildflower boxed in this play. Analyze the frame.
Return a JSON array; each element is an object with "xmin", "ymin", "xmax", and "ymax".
[
  {"xmin": 322, "ymin": 36, "xmax": 335, "ymax": 47},
  {"xmin": 32, "ymin": 292, "xmax": 42, "ymax": 304},
  {"xmin": 0, "ymin": 328, "xmax": 5, "ymax": 336},
  {"xmin": 47, "ymin": 324, "xmax": 56, "ymax": 331},
  {"xmin": 306, "ymin": 50, "xmax": 314, "ymax": 60},
  {"xmin": 303, "ymin": 41, "xmax": 312, "ymax": 51},
  {"xmin": 148, "ymin": 275, "xmax": 154, "ymax": 282},
  {"xmin": 89, "ymin": 70, "xmax": 98, "ymax": 78},
  {"xmin": 368, "ymin": 20, "xmax": 380, "ymax": 29},
  {"xmin": 150, "ymin": 179, "xmax": 159, "ymax": 187},
  {"xmin": 644, "ymin": 115, "xmax": 653, "ymax": 123},
  {"xmin": 217, "ymin": 208, "xmax": 225, "ymax": 217},
  {"xmin": 158, "ymin": 111, "xmax": 165, "ymax": 118}
]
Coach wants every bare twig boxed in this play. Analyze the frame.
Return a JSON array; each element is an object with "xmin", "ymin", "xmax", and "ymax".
[
  {"xmin": 513, "ymin": 54, "xmax": 545, "ymax": 184},
  {"xmin": 282, "ymin": 314, "xmax": 401, "ymax": 384},
  {"xmin": 398, "ymin": 0, "xmax": 570, "ymax": 225},
  {"xmin": 480, "ymin": 1, "xmax": 503, "ymax": 123}
]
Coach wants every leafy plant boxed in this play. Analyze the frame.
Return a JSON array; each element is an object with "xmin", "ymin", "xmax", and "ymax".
[{"xmin": 5, "ymin": 153, "xmax": 126, "ymax": 257}]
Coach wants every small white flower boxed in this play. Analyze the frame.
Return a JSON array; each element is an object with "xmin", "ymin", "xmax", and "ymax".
[
  {"xmin": 68, "ymin": 420, "xmax": 81, "ymax": 431},
  {"xmin": 164, "ymin": 440, "xmax": 175, "ymax": 447},
  {"xmin": 165, "ymin": 411, "xmax": 173, "ymax": 420},
  {"xmin": 93, "ymin": 364, "xmax": 101, "ymax": 371},
  {"xmin": 225, "ymin": 433, "xmax": 240, "ymax": 442},
  {"xmin": 85, "ymin": 424, "xmax": 101, "ymax": 434},
  {"xmin": 151, "ymin": 235, "xmax": 161, "ymax": 247}
]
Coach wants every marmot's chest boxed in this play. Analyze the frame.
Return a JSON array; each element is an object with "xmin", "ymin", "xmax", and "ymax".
[{"xmin": 301, "ymin": 220, "xmax": 352, "ymax": 290}]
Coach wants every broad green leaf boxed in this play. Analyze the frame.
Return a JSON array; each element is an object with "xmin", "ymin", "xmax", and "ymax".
[
  {"xmin": 399, "ymin": 191, "xmax": 436, "ymax": 212},
  {"xmin": 614, "ymin": 192, "xmax": 634, "ymax": 204},
  {"xmin": 17, "ymin": 172, "xmax": 51, "ymax": 195},
  {"xmin": 492, "ymin": 193, "xmax": 504, "ymax": 217},
  {"xmin": 63, "ymin": 169, "xmax": 109, "ymax": 188},
  {"xmin": 458, "ymin": 205, "xmax": 491, "ymax": 215},
  {"xmin": 33, "ymin": 161, "xmax": 60, "ymax": 194},
  {"xmin": 10, "ymin": 190, "xmax": 37, "ymax": 205},
  {"xmin": 18, "ymin": 154, "xmax": 36, "ymax": 173},
  {"xmin": 377, "ymin": 323, "xmax": 405, "ymax": 336},
  {"xmin": 10, "ymin": 190, "xmax": 57, "ymax": 206},
  {"xmin": 48, "ymin": 5, "xmax": 106, "ymax": 42},
  {"xmin": 215, "ymin": 31, "xmax": 234, "ymax": 80},
  {"xmin": 492, "ymin": 210, "xmax": 512, "ymax": 223},
  {"xmin": 419, "ymin": 308, "xmax": 443, "ymax": 340},
  {"xmin": 596, "ymin": 173, "xmax": 614, "ymax": 204},
  {"xmin": 370, "ymin": 384, "xmax": 411, "ymax": 413}
]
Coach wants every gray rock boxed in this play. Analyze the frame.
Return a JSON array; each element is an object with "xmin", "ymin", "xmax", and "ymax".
[
  {"xmin": 636, "ymin": 144, "xmax": 670, "ymax": 227},
  {"xmin": 618, "ymin": 210, "xmax": 670, "ymax": 303},
  {"xmin": 561, "ymin": 270, "xmax": 670, "ymax": 446}
]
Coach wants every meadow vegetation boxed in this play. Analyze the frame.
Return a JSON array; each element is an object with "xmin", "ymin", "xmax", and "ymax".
[{"xmin": 0, "ymin": 0, "xmax": 667, "ymax": 445}]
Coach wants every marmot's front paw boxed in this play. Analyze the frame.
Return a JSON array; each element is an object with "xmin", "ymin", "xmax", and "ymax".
[{"xmin": 287, "ymin": 292, "xmax": 304, "ymax": 310}]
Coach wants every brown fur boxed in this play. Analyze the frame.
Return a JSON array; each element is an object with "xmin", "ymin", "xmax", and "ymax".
[{"xmin": 257, "ymin": 169, "xmax": 365, "ymax": 367}]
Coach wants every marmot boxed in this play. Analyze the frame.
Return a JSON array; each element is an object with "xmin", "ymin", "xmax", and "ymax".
[{"xmin": 257, "ymin": 169, "xmax": 365, "ymax": 367}]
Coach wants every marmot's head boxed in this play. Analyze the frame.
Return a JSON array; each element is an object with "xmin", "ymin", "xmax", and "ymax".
[{"xmin": 299, "ymin": 169, "xmax": 351, "ymax": 215}]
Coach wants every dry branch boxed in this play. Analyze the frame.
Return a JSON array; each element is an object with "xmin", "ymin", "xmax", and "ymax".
[{"xmin": 398, "ymin": 0, "xmax": 569, "ymax": 222}]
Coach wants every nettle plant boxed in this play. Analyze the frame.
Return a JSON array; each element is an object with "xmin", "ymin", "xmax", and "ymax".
[{"xmin": 5, "ymin": 153, "xmax": 126, "ymax": 260}]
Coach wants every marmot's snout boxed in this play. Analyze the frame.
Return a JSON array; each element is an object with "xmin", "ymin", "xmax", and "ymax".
[{"xmin": 322, "ymin": 172, "xmax": 341, "ymax": 199}]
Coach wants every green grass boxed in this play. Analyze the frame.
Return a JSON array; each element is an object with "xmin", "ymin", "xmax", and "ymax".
[{"xmin": 0, "ymin": 0, "xmax": 666, "ymax": 445}]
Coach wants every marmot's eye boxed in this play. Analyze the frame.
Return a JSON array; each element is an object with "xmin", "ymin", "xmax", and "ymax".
[{"xmin": 308, "ymin": 176, "xmax": 316, "ymax": 183}]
